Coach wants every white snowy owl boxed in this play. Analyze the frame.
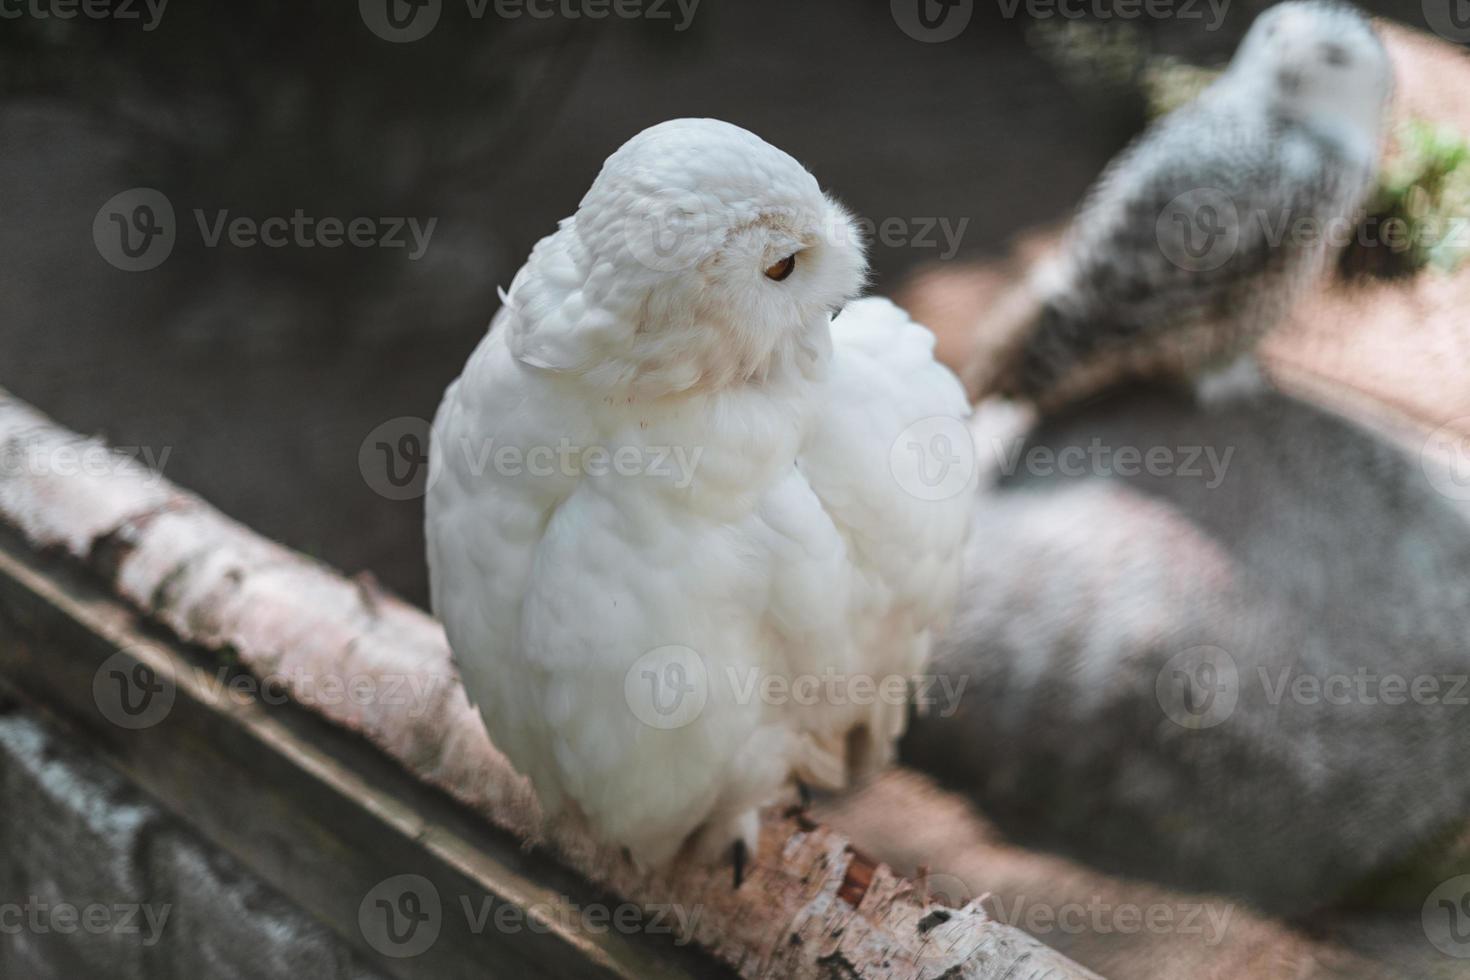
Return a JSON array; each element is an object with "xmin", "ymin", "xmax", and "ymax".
[
  {"xmin": 425, "ymin": 118, "xmax": 972, "ymax": 879},
  {"xmin": 969, "ymin": 0, "xmax": 1393, "ymax": 410}
]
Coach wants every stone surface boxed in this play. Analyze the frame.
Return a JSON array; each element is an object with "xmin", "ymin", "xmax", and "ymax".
[{"xmin": 0, "ymin": 702, "xmax": 391, "ymax": 980}]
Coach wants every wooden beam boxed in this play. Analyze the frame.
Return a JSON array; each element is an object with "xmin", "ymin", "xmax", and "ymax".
[{"xmin": 0, "ymin": 529, "xmax": 722, "ymax": 979}]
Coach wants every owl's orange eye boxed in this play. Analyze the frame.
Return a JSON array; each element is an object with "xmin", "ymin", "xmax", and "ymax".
[{"xmin": 764, "ymin": 254, "xmax": 797, "ymax": 282}]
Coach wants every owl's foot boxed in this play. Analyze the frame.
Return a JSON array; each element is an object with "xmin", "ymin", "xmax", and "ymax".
[{"xmin": 689, "ymin": 807, "xmax": 759, "ymax": 888}]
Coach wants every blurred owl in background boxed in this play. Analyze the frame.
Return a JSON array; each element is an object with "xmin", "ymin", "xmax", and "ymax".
[{"xmin": 967, "ymin": 0, "xmax": 1394, "ymax": 412}]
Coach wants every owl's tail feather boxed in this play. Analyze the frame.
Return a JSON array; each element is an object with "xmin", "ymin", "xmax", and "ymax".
[
  {"xmin": 964, "ymin": 287, "xmax": 1152, "ymax": 415},
  {"xmin": 960, "ymin": 279, "xmax": 1047, "ymax": 405},
  {"xmin": 966, "ymin": 286, "xmax": 1229, "ymax": 416}
]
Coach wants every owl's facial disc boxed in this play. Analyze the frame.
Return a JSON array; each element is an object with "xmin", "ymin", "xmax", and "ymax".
[
  {"xmin": 563, "ymin": 119, "xmax": 871, "ymax": 391},
  {"xmin": 715, "ymin": 197, "xmax": 866, "ymax": 313},
  {"xmin": 1235, "ymin": 2, "xmax": 1392, "ymax": 137},
  {"xmin": 674, "ymin": 195, "xmax": 867, "ymax": 372}
]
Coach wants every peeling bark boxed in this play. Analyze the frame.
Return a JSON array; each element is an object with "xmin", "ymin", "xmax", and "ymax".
[{"xmin": 0, "ymin": 388, "xmax": 1096, "ymax": 980}]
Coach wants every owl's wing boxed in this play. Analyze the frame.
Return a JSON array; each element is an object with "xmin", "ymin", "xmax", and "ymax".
[
  {"xmin": 426, "ymin": 313, "xmax": 597, "ymax": 813},
  {"xmin": 431, "ymin": 313, "xmax": 838, "ymax": 868},
  {"xmin": 1066, "ymin": 104, "xmax": 1323, "ymax": 315},
  {"xmin": 795, "ymin": 298, "xmax": 974, "ymax": 762}
]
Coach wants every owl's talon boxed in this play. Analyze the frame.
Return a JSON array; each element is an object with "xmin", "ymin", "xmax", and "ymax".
[{"xmin": 732, "ymin": 839, "xmax": 747, "ymax": 890}]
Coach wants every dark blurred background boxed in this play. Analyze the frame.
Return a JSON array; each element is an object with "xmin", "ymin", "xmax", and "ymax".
[{"xmin": 0, "ymin": 0, "xmax": 1431, "ymax": 605}]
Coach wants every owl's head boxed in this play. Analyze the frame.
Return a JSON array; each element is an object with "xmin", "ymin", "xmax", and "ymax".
[
  {"xmin": 509, "ymin": 119, "xmax": 867, "ymax": 395},
  {"xmin": 1230, "ymin": 1, "xmax": 1392, "ymax": 143}
]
